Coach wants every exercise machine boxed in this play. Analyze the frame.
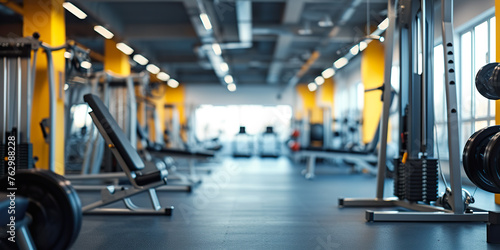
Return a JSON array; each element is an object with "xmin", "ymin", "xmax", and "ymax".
[
  {"xmin": 0, "ymin": 34, "xmax": 82, "ymax": 250},
  {"xmin": 81, "ymin": 94, "xmax": 174, "ymax": 215},
  {"xmin": 339, "ymin": 0, "xmax": 488, "ymax": 222},
  {"xmin": 232, "ymin": 126, "xmax": 253, "ymax": 157},
  {"xmin": 258, "ymin": 126, "xmax": 281, "ymax": 158}
]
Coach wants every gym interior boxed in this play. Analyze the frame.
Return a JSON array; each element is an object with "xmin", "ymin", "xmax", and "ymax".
[{"xmin": 1, "ymin": 0, "xmax": 500, "ymax": 249}]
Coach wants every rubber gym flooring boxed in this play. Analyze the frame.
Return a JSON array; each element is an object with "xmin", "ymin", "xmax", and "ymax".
[{"xmin": 72, "ymin": 157, "xmax": 499, "ymax": 250}]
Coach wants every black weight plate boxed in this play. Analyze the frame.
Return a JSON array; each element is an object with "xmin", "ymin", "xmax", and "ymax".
[
  {"xmin": 475, "ymin": 63, "xmax": 500, "ymax": 100},
  {"xmin": 484, "ymin": 132, "xmax": 500, "ymax": 191},
  {"xmin": 463, "ymin": 126, "xmax": 500, "ymax": 193},
  {"xmin": 0, "ymin": 169, "xmax": 82, "ymax": 250}
]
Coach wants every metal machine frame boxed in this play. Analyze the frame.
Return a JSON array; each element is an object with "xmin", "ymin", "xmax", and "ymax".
[{"xmin": 338, "ymin": 0, "xmax": 488, "ymax": 222}]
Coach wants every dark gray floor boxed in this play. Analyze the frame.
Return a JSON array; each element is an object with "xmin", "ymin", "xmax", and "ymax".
[{"xmin": 71, "ymin": 157, "xmax": 500, "ymax": 250}]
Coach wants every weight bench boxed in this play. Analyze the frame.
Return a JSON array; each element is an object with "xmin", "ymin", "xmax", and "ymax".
[{"xmin": 82, "ymin": 94, "xmax": 173, "ymax": 215}]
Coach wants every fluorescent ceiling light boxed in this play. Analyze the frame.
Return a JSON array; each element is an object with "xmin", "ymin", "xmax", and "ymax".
[
  {"xmin": 378, "ymin": 18, "xmax": 389, "ymax": 31},
  {"xmin": 116, "ymin": 42, "xmax": 134, "ymax": 55},
  {"xmin": 94, "ymin": 25, "xmax": 114, "ymax": 39},
  {"xmin": 199, "ymin": 13, "xmax": 212, "ymax": 30},
  {"xmin": 63, "ymin": 2, "xmax": 87, "ymax": 19},
  {"xmin": 334, "ymin": 57, "xmax": 348, "ymax": 69},
  {"xmin": 359, "ymin": 41, "xmax": 368, "ymax": 51},
  {"xmin": 314, "ymin": 76, "xmax": 325, "ymax": 85},
  {"xmin": 157, "ymin": 72, "xmax": 170, "ymax": 81},
  {"xmin": 321, "ymin": 68, "xmax": 335, "ymax": 79},
  {"xmin": 219, "ymin": 62, "xmax": 229, "ymax": 72},
  {"xmin": 80, "ymin": 61, "xmax": 92, "ymax": 69},
  {"xmin": 212, "ymin": 43, "xmax": 222, "ymax": 56},
  {"xmin": 227, "ymin": 83, "xmax": 237, "ymax": 92},
  {"xmin": 350, "ymin": 44, "xmax": 359, "ymax": 56},
  {"xmin": 133, "ymin": 54, "xmax": 149, "ymax": 65},
  {"xmin": 307, "ymin": 82, "xmax": 317, "ymax": 92},
  {"xmin": 224, "ymin": 75, "xmax": 233, "ymax": 84},
  {"xmin": 167, "ymin": 79, "xmax": 179, "ymax": 88},
  {"xmin": 146, "ymin": 64, "xmax": 160, "ymax": 74}
]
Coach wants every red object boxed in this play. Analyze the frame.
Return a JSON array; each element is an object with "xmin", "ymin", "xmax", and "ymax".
[
  {"xmin": 289, "ymin": 142, "xmax": 300, "ymax": 152},
  {"xmin": 291, "ymin": 130, "xmax": 300, "ymax": 138}
]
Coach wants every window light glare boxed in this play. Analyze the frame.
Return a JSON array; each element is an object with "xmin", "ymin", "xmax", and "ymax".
[
  {"xmin": 116, "ymin": 42, "xmax": 134, "ymax": 55},
  {"xmin": 63, "ymin": 2, "xmax": 87, "ymax": 19},
  {"xmin": 93, "ymin": 25, "xmax": 114, "ymax": 39}
]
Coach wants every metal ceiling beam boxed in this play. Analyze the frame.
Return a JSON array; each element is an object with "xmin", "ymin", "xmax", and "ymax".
[{"xmin": 266, "ymin": 0, "xmax": 307, "ymax": 85}]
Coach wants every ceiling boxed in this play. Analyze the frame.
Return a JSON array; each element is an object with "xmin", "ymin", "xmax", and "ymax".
[{"xmin": 0, "ymin": 0, "xmax": 389, "ymax": 87}]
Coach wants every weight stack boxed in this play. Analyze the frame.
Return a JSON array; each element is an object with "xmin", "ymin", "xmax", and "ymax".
[
  {"xmin": 404, "ymin": 158, "xmax": 439, "ymax": 202},
  {"xmin": 17, "ymin": 143, "xmax": 34, "ymax": 170},
  {"xmin": 393, "ymin": 158, "xmax": 406, "ymax": 199}
]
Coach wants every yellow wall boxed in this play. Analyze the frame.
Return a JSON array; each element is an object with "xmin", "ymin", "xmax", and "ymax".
[
  {"xmin": 164, "ymin": 85, "xmax": 186, "ymax": 142},
  {"xmin": 495, "ymin": 0, "xmax": 500, "ymax": 205},
  {"xmin": 23, "ymin": 0, "xmax": 65, "ymax": 174},
  {"xmin": 361, "ymin": 40, "xmax": 385, "ymax": 144},
  {"xmin": 104, "ymin": 39, "xmax": 130, "ymax": 75},
  {"xmin": 296, "ymin": 84, "xmax": 323, "ymax": 124}
]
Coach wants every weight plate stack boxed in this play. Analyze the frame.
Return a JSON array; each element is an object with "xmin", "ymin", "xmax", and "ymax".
[
  {"xmin": 404, "ymin": 159, "xmax": 438, "ymax": 202},
  {"xmin": 16, "ymin": 143, "xmax": 33, "ymax": 170},
  {"xmin": 393, "ymin": 158, "xmax": 406, "ymax": 199},
  {"xmin": 463, "ymin": 126, "xmax": 500, "ymax": 193},
  {"xmin": 475, "ymin": 62, "xmax": 500, "ymax": 100},
  {"xmin": 0, "ymin": 169, "xmax": 82, "ymax": 250},
  {"xmin": 483, "ymin": 132, "xmax": 500, "ymax": 192}
]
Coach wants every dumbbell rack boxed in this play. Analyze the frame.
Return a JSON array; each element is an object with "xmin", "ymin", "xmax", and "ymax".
[{"xmin": 338, "ymin": 0, "xmax": 488, "ymax": 222}]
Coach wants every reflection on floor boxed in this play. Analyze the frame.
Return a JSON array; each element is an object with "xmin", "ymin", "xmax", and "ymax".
[{"xmin": 72, "ymin": 157, "xmax": 499, "ymax": 250}]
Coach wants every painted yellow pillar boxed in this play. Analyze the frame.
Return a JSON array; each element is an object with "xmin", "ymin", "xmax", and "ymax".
[
  {"xmin": 495, "ymin": 0, "xmax": 500, "ymax": 205},
  {"xmin": 146, "ymin": 76, "xmax": 167, "ymax": 143},
  {"xmin": 361, "ymin": 40, "xmax": 385, "ymax": 144},
  {"xmin": 164, "ymin": 85, "xmax": 186, "ymax": 142},
  {"xmin": 104, "ymin": 39, "xmax": 130, "ymax": 75},
  {"xmin": 296, "ymin": 84, "xmax": 322, "ymax": 124},
  {"xmin": 23, "ymin": 0, "xmax": 65, "ymax": 174}
]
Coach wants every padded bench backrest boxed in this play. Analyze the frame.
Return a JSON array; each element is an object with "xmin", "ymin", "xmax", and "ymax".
[{"xmin": 84, "ymin": 94, "xmax": 145, "ymax": 171}]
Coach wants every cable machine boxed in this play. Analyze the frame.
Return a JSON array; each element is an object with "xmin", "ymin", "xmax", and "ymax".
[{"xmin": 339, "ymin": 0, "xmax": 488, "ymax": 222}]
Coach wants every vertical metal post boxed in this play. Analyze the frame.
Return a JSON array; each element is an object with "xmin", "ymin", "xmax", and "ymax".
[
  {"xmin": 126, "ymin": 76, "xmax": 137, "ymax": 148},
  {"xmin": 375, "ymin": 0, "xmax": 398, "ymax": 199},
  {"xmin": 441, "ymin": 0, "xmax": 464, "ymax": 214},
  {"xmin": 0, "ymin": 58, "xmax": 6, "ymax": 143}
]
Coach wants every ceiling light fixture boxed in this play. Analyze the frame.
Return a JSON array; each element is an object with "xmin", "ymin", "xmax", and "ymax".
[
  {"xmin": 63, "ymin": 2, "xmax": 87, "ymax": 19},
  {"xmin": 80, "ymin": 61, "xmax": 92, "ymax": 69},
  {"xmin": 212, "ymin": 43, "xmax": 222, "ymax": 56},
  {"xmin": 116, "ymin": 42, "xmax": 134, "ymax": 55},
  {"xmin": 315, "ymin": 76, "xmax": 325, "ymax": 85},
  {"xmin": 350, "ymin": 45, "xmax": 359, "ymax": 56},
  {"xmin": 199, "ymin": 13, "xmax": 213, "ymax": 30},
  {"xmin": 133, "ymin": 54, "xmax": 149, "ymax": 65},
  {"xmin": 167, "ymin": 79, "xmax": 179, "ymax": 88},
  {"xmin": 321, "ymin": 68, "xmax": 335, "ymax": 79},
  {"xmin": 307, "ymin": 82, "xmax": 317, "ymax": 92},
  {"xmin": 359, "ymin": 41, "xmax": 368, "ymax": 51},
  {"xmin": 94, "ymin": 25, "xmax": 114, "ymax": 39},
  {"xmin": 227, "ymin": 83, "xmax": 237, "ymax": 92},
  {"xmin": 146, "ymin": 64, "xmax": 160, "ymax": 74},
  {"xmin": 220, "ymin": 62, "xmax": 229, "ymax": 72},
  {"xmin": 157, "ymin": 72, "xmax": 170, "ymax": 81},
  {"xmin": 378, "ymin": 18, "xmax": 389, "ymax": 31},
  {"xmin": 334, "ymin": 57, "xmax": 348, "ymax": 69},
  {"xmin": 318, "ymin": 15, "xmax": 333, "ymax": 27},
  {"xmin": 224, "ymin": 75, "xmax": 233, "ymax": 84}
]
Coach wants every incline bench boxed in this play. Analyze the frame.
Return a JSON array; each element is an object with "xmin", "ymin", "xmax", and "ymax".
[{"xmin": 82, "ymin": 94, "xmax": 174, "ymax": 215}]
